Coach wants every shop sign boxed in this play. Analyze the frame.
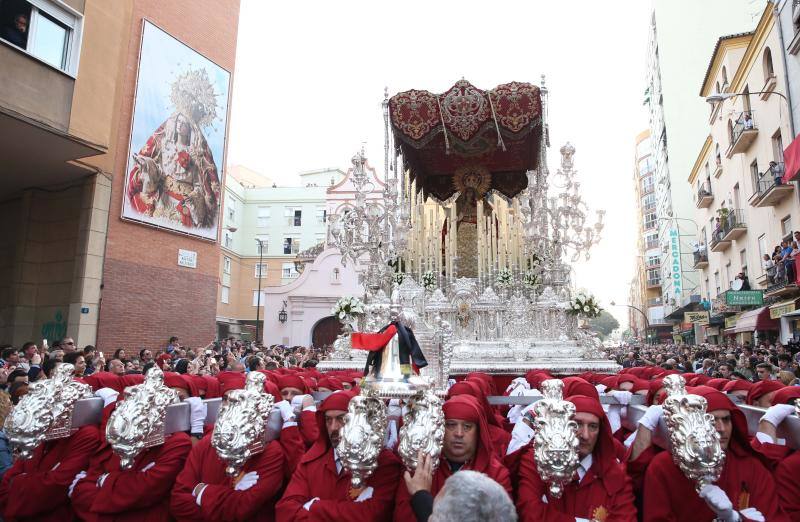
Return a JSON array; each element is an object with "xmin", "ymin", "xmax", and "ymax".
[
  {"xmin": 670, "ymin": 229, "xmax": 683, "ymax": 298},
  {"xmin": 672, "ymin": 335, "xmax": 682, "ymax": 343},
  {"xmin": 178, "ymin": 249, "xmax": 198, "ymax": 269},
  {"xmin": 725, "ymin": 290, "xmax": 763, "ymax": 306},
  {"xmin": 770, "ymin": 301, "xmax": 796, "ymax": 319},
  {"xmin": 706, "ymin": 327, "xmax": 720, "ymax": 336},
  {"xmin": 684, "ymin": 311, "xmax": 710, "ymax": 324},
  {"xmin": 724, "ymin": 314, "xmax": 741, "ymax": 329}
]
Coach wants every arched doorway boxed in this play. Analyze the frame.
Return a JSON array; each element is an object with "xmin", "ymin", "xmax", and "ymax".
[{"xmin": 311, "ymin": 316, "xmax": 343, "ymax": 348}]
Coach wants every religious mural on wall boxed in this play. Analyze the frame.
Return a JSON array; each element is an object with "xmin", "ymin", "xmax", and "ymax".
[{"xmin": 122, "ymin": 20, "xmax": 231, "ymax": 241}]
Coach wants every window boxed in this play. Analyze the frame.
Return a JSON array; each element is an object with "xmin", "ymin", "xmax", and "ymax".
[
  {"xmin": 644, "ymin": 213, "xmax": 657, "ymax": 230},
  {"xmin": 254, "ymin": 263, "xmax": 267, "ymax": 278},
  {"xmin": 740, "ymin": 249, "xmax": 747, "ymax": 276},
  {"xmin": 257, "ymin": 207, "xmax": 270, "ymax": 227},
  {"xmin": 647, "ymin": 255, "xmax": 660, "ymax": 267},
  {"xmin": 283, "ymin": 237, "xmax": 299, "ymax": 255},
  {"xmin": 715, "ymin": 143, "xmax": 721, "ymax": 165},
  {"xmin": 226, "ymin": 196, "xmax": 236, "ymax": 223},
  {"xmin": 221, "ymin": 286, "xmax": 230, "ymax": 304},
  {"xmin": 772, "ymin": 130, "xmax": 784, "ymax": 163},
  {"xmin": 758, "ymin": 234, "xmax": 767, "ymax": 270},
  {"xmin": 316, "ymin": 207, "xmax": 327, "ymax": 224},
  {"xmin": 224, "ymin": 232, "xmax": 233, "ymax": 249},
  {"xmin": 255, "ymin": 236, "xmax": 268, "ymax": 254},
  {"xmin": 642, "ymin": 193, "xmax": 656, "ymax": 211},
  {"xmin": 641, "ymin": 176, "xmax": 654, "ymax": 193},
  {"xmin": 721, "ymin": 66, "xmax": 728, "ymax": 88},
  {"xmin": 282, "ymin": 262, "xmax": 298, "ymax": 279},
  {"xmin": 223, "ymin": 256, "xmax": 231, "ymax": 275},
  {"xmin": 252, "ymin": 290, "xmax": 266, "ymax": 306},
  {"xmin": 750, "ymin": 159, "xmax": 760, "ymax": 189},
  {"xmin": 646, "ymin": 268, "xmax": 660, "ymax": 285},
  {"xmin": 727, "ymin": 119, "xmax": 734, "ymax": 145},
  {"xmin": 645, "ymin": 233, "xmax": 658, "ymax": 250},
  {"xmin": 763, "ymin": 47, "xmax": 774, "ymax": 79},
  {"xmin": 285, "ymin": 207, "xmax": 302, "ymax": 226},
  {"xmin": 714, "ymin": 271, "xmax": 720, "ymax": 296},
  {"xmin": 0, "ymin": 0, "xmax": 82, "ymax": 75},
  {"xmin": 782, "ymin": 216, "xmax": 793, "ymax": 238},
  {"xmin": 724, "ymin": 262, "xmax": 731, "ymax": 290}
]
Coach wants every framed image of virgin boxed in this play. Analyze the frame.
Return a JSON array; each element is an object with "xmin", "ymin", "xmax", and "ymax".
[{"xmin": 122, "ymin": 20, "xmax": 230, "ymax": 241}]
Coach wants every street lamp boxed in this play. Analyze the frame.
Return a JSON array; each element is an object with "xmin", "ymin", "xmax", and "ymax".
[
  {"xmin": 610, "ymin": 301, "xmax": 652, "ymax": 344},
  {"xmin": 254, "ymin": 238, "xmax": 266, "ymax": 343},
  {"xmin": 278, "ymin": 301, "xmax": 288, "ymax": 324},
  {"xmin": 705, "ymin": 90, "xmax": 794, "ymax": 136}
]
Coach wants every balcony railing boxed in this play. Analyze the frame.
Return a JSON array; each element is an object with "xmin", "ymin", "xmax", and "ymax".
[
  {"xmin": 696, "ymin": 182, "xmax": 714, "ymax": 208},
  {"xmin": 693, "ymin": 248, "xmax": 708, "ymax": 268},
  {"xmin": 727, "ymin": 110, "xmax": 758, "ymax": 156},
  {"xmin": 710, "ymin": 209, "xmax": 747, "ymax": 251},
  {"xmin": 749, "ymin": 165, "xmax": 793, "ymax": 208},
  {"xmin": 646, "ymin": 278, "xmax": 661, "ymax": 288}
]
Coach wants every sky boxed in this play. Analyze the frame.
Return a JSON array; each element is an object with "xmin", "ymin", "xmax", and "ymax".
[{"xmin": 227, "ymin": 0, "xmax": 654, "ymax": 329}]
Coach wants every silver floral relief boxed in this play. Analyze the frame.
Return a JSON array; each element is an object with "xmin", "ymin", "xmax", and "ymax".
[
  {"xmin": 5, "ymin": 363, "xmax": 91, "ymax": 460},
  {"xmin": 398, "ymin": 390, "xmax": 445, "ymax": 472},
  {"xmin": 106, "ymin": 367, "xmax": 180, "ymax": 469},
  {"xmin": 337, "ymin": 389, "xmax": 387, "ymax": 488},
  {"xmin": 532, "ymin": 379, "xmax": 579, "ymax": 498},
  {"xmin": 662, "ymin": 374, "xmax": 724, "ymax": 493},
  {"xmin": 212, "ymin": 371, "xmax": 274, "ymax": 477}
]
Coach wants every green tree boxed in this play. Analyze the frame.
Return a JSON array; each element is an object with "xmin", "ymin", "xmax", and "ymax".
[{"xmin": 588, "ymin": 311, "xmax": 620, "ymax": 339}]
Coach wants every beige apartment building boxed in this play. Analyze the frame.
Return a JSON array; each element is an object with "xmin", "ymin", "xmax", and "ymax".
[{"xmin": 689, "ymin": 4, "xmax": 799, "ymax": 345}]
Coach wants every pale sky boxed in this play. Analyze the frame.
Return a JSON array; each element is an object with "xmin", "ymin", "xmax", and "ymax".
[{"xmin": 228, "ymin": 0, "xmax": 654, "ymax": 329}]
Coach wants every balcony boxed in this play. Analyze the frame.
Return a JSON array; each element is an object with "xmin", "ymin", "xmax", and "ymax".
[
  {"xmin": 646, "ymin": 278, "xmax": 661, "ymax": 289},
  {"xmin": 713, "ymin": 161, "xmax": 723, "ymax": 179},
  {"xmin": 726, "ymin": 111, "xmax": 758, "ymax": 157},
  {"xmin": 710, "ymin": 209, "xmax": 747, "ymax": 251},
  {"xmin": 749, "ymin": 168, "xmax": 793, "ymax": 208},
  {"xmin": 693, "ymin": 248, "xmax": 708, "ymax": 269},
  {"xmin": 765, "ymin": 272, "xmax": 799, "ymax": 298},
  {"xmin": 696, "ymin": 183, "xmax": 714, "ymax": 208}
]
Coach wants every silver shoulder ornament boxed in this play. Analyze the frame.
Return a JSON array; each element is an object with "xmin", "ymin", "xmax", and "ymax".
[
  {"xmin": 398, "ymin": 389, "xmax": 445, "ymax": 472},
  {"xmin": 531, "ymin": 378, "xmax": 579, "ymax": 498},
  {"xmin": 338, "ymin": 389, "xmax": 387, "ymax": 488}
]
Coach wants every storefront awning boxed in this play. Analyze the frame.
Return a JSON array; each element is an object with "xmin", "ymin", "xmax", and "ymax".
[
  {"xmin": 769, "ymin": 299, "xmax": 798, "ymax": 319},
  {"xmin": 782, "ymin": 133, "xmax": 800, "ymax": 183},
  {"xmin": 728, "ymin": 306, "xmax": 779, "ymax": 333}
]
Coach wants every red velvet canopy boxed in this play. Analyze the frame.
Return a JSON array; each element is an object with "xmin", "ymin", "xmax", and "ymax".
[{"xmin": 389, "ymin": 79, "xmax": 543, "ymax": 201}]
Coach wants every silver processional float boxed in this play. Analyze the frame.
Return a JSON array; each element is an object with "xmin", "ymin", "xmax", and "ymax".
[{"xmin": 0, "ymin": 78, "xmax": 725, "ymax": 496}]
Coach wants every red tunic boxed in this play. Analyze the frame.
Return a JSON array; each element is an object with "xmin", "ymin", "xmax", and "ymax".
[
  {"xmin": 775, "ymin": 450, "xmax": 800, "ymax": 521},
  {"xmin": 393, "ymin": 454, "xmax": 512, "ymax": 522},
  {"xmin": 275, "ymin": 447, "xmax": 401, "ymax": 522},
  {"xmin": 0, "ymin": 425, "xmax": 100, "ymax": 522},
  {"xmin": 71, "ymin": 432, "xmax": 192, "ymax": 521},
  {"xmin": 515, "ymin": 446, "xmax": 636, "ymax": 522},
  {"xmin": 170, "ymin": 433, "xmax": 286, "ymax": 522},
  {"xmin": 299, "ymin": 410, "xmax": 319, "ymax": 448},
  {"xmin": 642, "ymin": 449, "xmax": 787, "ymax": 521}
]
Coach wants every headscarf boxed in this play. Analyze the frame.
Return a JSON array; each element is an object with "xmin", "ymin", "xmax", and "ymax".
[
  {"xmin": 466, "ymin": 372, "xmax": 498, "ymax": 395},
  {"xmin": 202, "ymin": 375, "xmax": 221, "ymax": 398},
  {"xmin": 746, "ymin": 380, "xmax": 784, "ymax": 405},
  {"xmin": 770, "ymin": 386, "xmax": 800, "ymax": 406},
  {"xmin": 82, "ymin": 372, "xmax": 124, "ymax": 393},
  {"xmin": 317, "ymin": 376, "xmax": 343, "ymax": 391},
  {"xmin": 155, "ymin": 353, "xmax": 171, "ymax": 370},
  {"xmin": 645, "ymin": 378, "xmax": 666, "ymax": 406},
  {"xmin": 304, "ymin": 390, "xmax": 354, "ymax": 462},
  {"xmin": 442, "ymin": 395, "xmax": 494, "ymax": 472},
  {"xmin": 705, "ymin": 378, "xmax": 729, "ymax": 391},
  {"xmin": 722, "ymin": 379, "xmax": 753, "ymax": 393},
  {"xmin": 276, "ymin": 374, "xmax": 310, "ymax": 394},
  {"xmin": 561, "ymin": 377, "xmax": 600, "ymax": 400},
  {"xmin": 690, "ymin": 387, "xmax": 759, "ymax": 460},
  {"xmin": 217, "ymin": 371, "xmax": 246, "ymax": 395},
  {"xmin": 525, "ymin": 370, "xmax": 553, "ymax": 390}
]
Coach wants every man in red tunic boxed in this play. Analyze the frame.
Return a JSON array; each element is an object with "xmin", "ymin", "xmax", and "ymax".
[
  {"xmin": 0, "ymin": 424, "xmax": 100, "ymax": 521},
  {"xmin": 515, "ymin": 394, "xmax": 637, "ymax": 521},
  {"xmin": 170, "ymin": 408, "xmax": 288, "ymax": 521},
  {"xmin": 393, "ymin": 394, "xmax": 512, "ymax": 521},
  {"xmin": 642, "ymin": 388, "xmax": 786, "ymax": 521},
  {"xmin": 70, "ymin": 431, "xmax": 192, "ymax": 521},
  {"xmin": 275, "ymin": 390, "xmax": 402, "ymax": 521}
]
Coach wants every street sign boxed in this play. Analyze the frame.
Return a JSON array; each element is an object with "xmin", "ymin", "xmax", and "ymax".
[
  {"xmin": 684, "ymin": 311, "xmax": 709, "ymax": 324},
  {"xmin": 725, "ymin": 290, "xmax": 763, "ymax": 306}
]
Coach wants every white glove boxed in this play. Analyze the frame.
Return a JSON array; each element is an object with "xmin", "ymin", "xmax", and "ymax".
[
  {"xmin": 595, "ymin": 384, "xmax": 608, "ymax": 394},
  {"xmin": 609, "ymin": 390, "xmax": 632, "ymax": 405},
  {"xmin": 140, "ymin": 461, "xmax": 156, "ymax": 472},
  {"xmin": 185, "ymin": 397, "xmax": 207, "ymax": 434},
  {"xmin": 355, "ymin": 486, "xmax": 374, "ymax": 502},
  {"xmin": 303, "ymin": 497, "xmax": 320, "ymax": 511},
  {"xmin": 387, "ymin": 399, "xmax": 402, "ymax": 417},
  {"xmin": 95, "ymin": 388, "xmax": 119, "ymax": 407},
  {"xmin": 699, "ymin": 484, "xmax": 738, "ymax": 521},
  {"xmin": 97, "ymin": 473, "xmax": 109, "ymax": 488},
  {"xmin": 275, "ymin": 400, "xmax": 296, "ymax": 422},
  {"xmin": 507, "ymin": 419, "xmax": 535, "ymax": 455},
  {"xmin": 739, "ymin": 507, "xmax": 765, "ymax": 522},
  {"xmin": 234, "ymin": 471, "xmax": 259, "ymax": 491},
  {"xmin": 507, "ymin": 405, "xmax": 524, "ymax": 425},
  {"xmin": 447, "ymin": 379, "xmax": 456, "ymax": 388},
  {"xmin": 760, "ymin": 403, "xmax": 795, "ymax": 428},
  {"xmin": 638, "ymin": 405, "xmax": 664, "ymax": 432},
  {"xmin": 606, "ymin": 405, "xmax": 622, "ymax": 434},
  {"xmin": 68, "ymin": 471, "xmax": 86, "ymax": 498}
]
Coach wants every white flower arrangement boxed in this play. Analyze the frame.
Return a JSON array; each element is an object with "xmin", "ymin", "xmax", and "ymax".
[
  {"xmin": 496, "ymin": 267, "xmax": 513, "ymax": 287},
  {"xmin": 421, "ymin": 270, "xmax": 436, "ymax": 291},
  {"xmin": 392, "ymin": 272, "xmax": 405, "ymax": 285},
  {"xmin": 523, "ymin": 270, "xmax": 539, "ymax": 288},
  {"xmin": 331, "ymin": 296, "xmax": 365, "ymax": 320},
  {"xmin": 566, "ymin": 292, "xmax": 602, "ymax": 318}
]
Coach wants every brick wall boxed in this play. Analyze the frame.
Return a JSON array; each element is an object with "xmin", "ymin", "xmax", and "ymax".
[{"xmin": 96, "ymin": 0, "xmax": 240, "ymax": 353}]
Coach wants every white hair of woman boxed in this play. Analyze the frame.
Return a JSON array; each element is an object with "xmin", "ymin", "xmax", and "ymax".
[{"xmin": 429, "ymin": 470, "xmax": 517, "ymax": 522}]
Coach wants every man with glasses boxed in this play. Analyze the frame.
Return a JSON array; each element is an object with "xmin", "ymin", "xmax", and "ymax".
[{"xmin": 62, "ymin": 338, "xmax": 77, "ymax": 354}]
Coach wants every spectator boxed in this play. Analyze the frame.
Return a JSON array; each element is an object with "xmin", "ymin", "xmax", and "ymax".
[
  {"xmin": 756, "ymin": 362, "xmax": 775, "ymax": 381},
  {"xmin": 83, "ymin": 345, "xmax": 97, "ymax": 375},
  {"xmin": 0, "ymin": 392, "xmax": 12, "ymax": 480},
  {"xmin": 763, "ymin": 254, "xmax": 776, "ymax": 284},
  {"xmin": 62, "ymin": 352, "xmax": 86, "ymax": 377},
  {"xmin": 0, "ymin": 13, "xmax": 27, "ymax": 48},
  {"xmin": 62, "ymin": 338, "xmax": 77, "ymax": 353},
  {"xmin": 770, "ymin": 161, "xmax": 784, "ymax": 185},
  {"xmin": 106, "ymin": 358, "xmax": 125, "ymax": 376}
]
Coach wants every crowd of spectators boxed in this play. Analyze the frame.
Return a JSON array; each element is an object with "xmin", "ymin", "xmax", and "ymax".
[{"xmin": 609, "ymin": 339, "xmax": 800, "ymax": 385}]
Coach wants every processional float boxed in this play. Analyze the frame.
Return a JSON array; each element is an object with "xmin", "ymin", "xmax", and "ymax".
[{"xmin": 322, "ymin": 78, "xmax": 620, "ymax": 485}]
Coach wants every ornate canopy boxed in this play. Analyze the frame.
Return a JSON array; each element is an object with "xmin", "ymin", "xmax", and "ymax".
[{"xmin": 389, "ymin": 79, "xmax": 543, "ymax": 201}]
